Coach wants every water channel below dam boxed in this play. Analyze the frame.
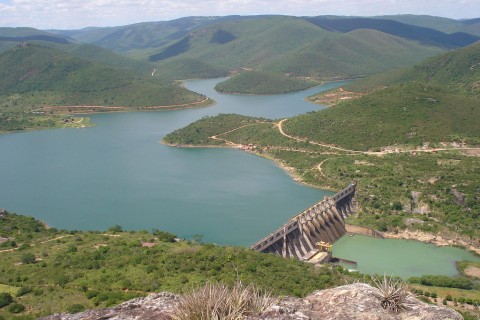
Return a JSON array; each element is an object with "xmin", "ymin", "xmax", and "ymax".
[{"xmin": 0, "ymin": 78, "xmax": 478, "ymax": 277}]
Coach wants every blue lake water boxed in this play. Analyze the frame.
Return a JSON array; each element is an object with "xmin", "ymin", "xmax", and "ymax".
[{"xmin": 0, "ymin": 79, "xmax": 344, "ymax": 246}]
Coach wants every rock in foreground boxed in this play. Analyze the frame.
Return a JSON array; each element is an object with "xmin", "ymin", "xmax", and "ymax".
[{"xmin": 40, "ymin": 283, "xmax": 462, "ymax": 320}]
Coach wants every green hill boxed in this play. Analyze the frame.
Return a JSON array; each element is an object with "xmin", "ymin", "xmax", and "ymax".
[
  {"xmin": 0, "ymin": 44, "xmax": 207, "ymax": 132},
  {"xmin": 286, "ymin": 82, "xmax": 480, "ymax": 150},
  {"xmin": 284, "ymin": 42, "xmax": 480, "ymax": 150},
  {"xmin": 0, "ymin": 27, "xmax": 154, "ymax": 73},
  {"xmin": 45, "ymin": 15, "xmax": 472, "ymax": 93},
  {"xmin": 151, "ymin": 16, "xmax": 444, "ymax": 84},
  {"xmin": 50, "ymin": 17, "xmax": 222, "ymax": 54},
  {"xmin": 346, "ymin": 41, "xmax": 480, "ymax": 94},
  {"xmin": 264, "ymin": 29, "xmax": 442, "ymax": 79}
]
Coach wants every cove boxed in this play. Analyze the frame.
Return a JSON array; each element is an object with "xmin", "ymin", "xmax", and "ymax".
[
  {"xmin": 332, "ymin": 235, "xmax": 480, "ymax": 278},
  {"xmin": 0, "ymin": 79, "xmax": 346, "ymax": 246}
]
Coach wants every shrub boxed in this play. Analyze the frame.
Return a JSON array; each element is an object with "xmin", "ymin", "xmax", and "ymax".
[
  {"xmin": 8, "ymin": 303, "xmax": 25, "ymax": 313},
  {"xmin": 107, "ymin": 225, "xmax": 123, "ymax": 233},
  {"xmin": 67, "ymin": 304, "xmax": 85, "ymax": 314},
  {"xmin": 172, "ymin": 282, "xmax": 273, "ymax": 320},
  {"xmin": 152, "ymin": 229, "xmax": 177, "ymax": 242},
  {"xmin": 372, "ymin": 274, "xmax": 413, "ymax": 313},
  {"xmin": 0, "ymin": 292, "xmax": 13, "ymax": 308},
  {"xmin": 21, "ymin": 253, "xmax": 36, "ymax": 264},
  {"xmin": 16, "ymin": 287, "xmax": 31, "ymax": 297}
]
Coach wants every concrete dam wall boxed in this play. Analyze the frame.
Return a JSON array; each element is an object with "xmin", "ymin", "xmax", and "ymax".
[{"xmin": 251, "ymin": 183, "xmax": 356, "ymax": 260}]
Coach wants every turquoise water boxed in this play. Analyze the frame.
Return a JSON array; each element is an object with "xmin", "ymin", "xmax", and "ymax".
[
  {"xmin": 1, "ymin": 78, "xmax": 478, "ymax": 277},
  {"xmin": 333, "ymin": 235, "xmax": 480, "ymax": 278},
  {"xmin": 0, "ymin": 79, "xmax": 343, "ymax": 246}
]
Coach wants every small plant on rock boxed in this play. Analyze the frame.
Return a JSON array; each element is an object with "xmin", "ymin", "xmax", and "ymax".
[
  {"xmin": 172, "ymin": 281, "xmax": 274, "ymax": 320},
  {"xmin": 372, "ymin": 274, "xmax": 414, "ymax": 313}
]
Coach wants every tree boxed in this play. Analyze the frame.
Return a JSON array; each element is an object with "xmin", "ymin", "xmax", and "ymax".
[
  {"xmin": 21, "ymin": 253, "xmax": 36, "ymax": 264},
  {"xmin": 8, "ymin": 303, "xmax": 25, "ymax": 313},
  {"xmin": 0, "ymin": 292, "xmax": 13, "ymax": 308},
  {"xmin": 107, "ymin": 225, "xmax": 123, "ymax": 233}
]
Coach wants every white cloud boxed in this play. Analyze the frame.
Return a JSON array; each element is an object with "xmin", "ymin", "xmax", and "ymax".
[{"xmin": 0, "ymin": 0, "xmax": 478, "ymax": 29}]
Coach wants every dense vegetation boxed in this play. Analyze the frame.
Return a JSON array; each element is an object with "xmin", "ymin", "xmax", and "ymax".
[
  {"xmin": 0, "ymin": 210, "xmax": 352, "ymax": 319},
  {"xmin": 215, "ymin": 71, "xmax": 318, "ymax": 94}
]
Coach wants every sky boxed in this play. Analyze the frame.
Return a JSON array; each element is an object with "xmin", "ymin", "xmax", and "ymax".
[{"xmin": 0, "ymin": 0, "xmax": 479, "ymax": 30}]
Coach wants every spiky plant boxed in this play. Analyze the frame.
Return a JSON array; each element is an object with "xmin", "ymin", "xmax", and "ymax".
[
  {"xmin": 172, "ymin": 281, "xmax": 274, "ymax": 320},
  {"xmin": 372, "ymin": 274, "xmax": 414, "ymax": 313}
]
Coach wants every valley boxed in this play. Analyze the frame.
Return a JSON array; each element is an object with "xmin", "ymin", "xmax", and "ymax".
[{"xmin": 0, "ymin": 12, "xmax": 480, "ymax": 319}]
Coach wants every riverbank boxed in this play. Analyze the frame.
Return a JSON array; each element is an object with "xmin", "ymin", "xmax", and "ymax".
[{"xmin": 385, "ymin": 229, "xmax": 480, "ymax": 256}]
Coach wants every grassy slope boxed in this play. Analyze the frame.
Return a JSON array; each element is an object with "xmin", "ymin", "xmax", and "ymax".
[
  {"xmin": 0, "ymin": 211, "xmax": 350, "ymax": 319},
  {"xmin": 215, "ymin": 71, "xmax": 318, "ymax": 94}
]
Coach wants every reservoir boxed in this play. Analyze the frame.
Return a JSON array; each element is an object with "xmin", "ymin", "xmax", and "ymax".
[
  {"xmin": 0, "ymin": 79, "xmax": 343, "ymax": 246},
  {"xmin": 0, "ymin": 78, "xmax": 478, "ymax": 277},
  {"xmin": 333, "ymin": 235, "xmax": 480, "ymax": 278}
]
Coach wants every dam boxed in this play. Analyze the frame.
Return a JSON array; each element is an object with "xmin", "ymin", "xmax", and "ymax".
[{"xmin": 251, "ymin": 183, "xmax": 356, "ymax": 261}]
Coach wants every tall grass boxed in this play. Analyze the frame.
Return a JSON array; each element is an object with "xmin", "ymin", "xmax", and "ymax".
[
  {"xmin": 172, "ymin": 282, "xmax": 274, "ymax": 320},
  {"xmin": 372, "ymin": 274, "xmax": 414, "ymax": 313}
]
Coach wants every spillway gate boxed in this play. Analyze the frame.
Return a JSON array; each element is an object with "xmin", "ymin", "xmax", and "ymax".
[{"xmin": 250, "ymin": 183, "xmax": 356, "ymax": 260}]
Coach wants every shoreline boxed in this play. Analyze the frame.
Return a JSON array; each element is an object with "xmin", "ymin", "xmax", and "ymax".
[
  {"xmin": 164, "ymin": 141, "xmax": 480, "ymax": 252},
  {"xmin": 161, "ymin": 140, "xmax": 341, "ymax": 192},
  {"xmin": 385, "ymin": 229, "xmax": 480, "ymax": 256}
]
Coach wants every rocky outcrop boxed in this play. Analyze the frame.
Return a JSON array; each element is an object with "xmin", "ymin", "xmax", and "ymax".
[
  {"xmin": 40, "ymin": 292, "xmax": 179, "ymax": 320},
  {"xmin": 250, "ymin": 283, "xmax": 462, "ymax": 320},
  {"xmin": 40, "ymin": 284, "xmax": 462, "ymax": 320}
]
